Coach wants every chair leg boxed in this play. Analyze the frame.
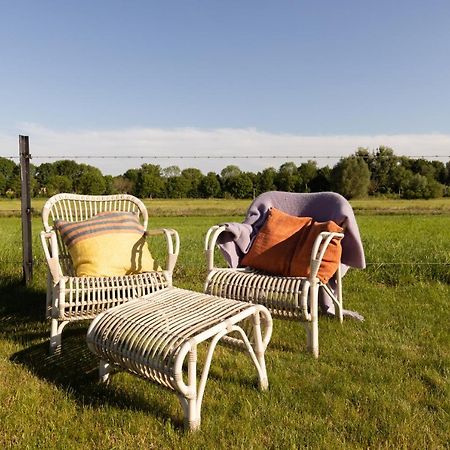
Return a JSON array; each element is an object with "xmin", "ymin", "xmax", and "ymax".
[
  {"xmin": 99, "ymin": 360, "xmax": 113, "ymax": 383},
  {"xmin": 45, "ymin": 272, "xmax": 52, "ymax": 319},
  {"xmin": 49, "ymin": 319, "xmax": 68, "ymax": 355},
  {"xmin": 306, "ymin": 284, "xmax": 319, "ymax": 358},
  {"xmin": 334, "ymin": 264, "xmax": 344, "ymax": 323}
]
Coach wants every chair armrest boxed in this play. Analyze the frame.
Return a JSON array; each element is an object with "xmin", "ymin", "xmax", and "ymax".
[
  {"xmin": 40, "ymin": 230, "xmax": 62, "ymax": 283},
  {"xmin": 204, "ymin": 225, "xmax": 228, "ymax": 272},
  {"xmin": 146, "ymin": 228, "xmax": 180, "ymax": 273},
  {"xmin": 309, "ymin": 231, "xmax": 344, "ymax": 280}
]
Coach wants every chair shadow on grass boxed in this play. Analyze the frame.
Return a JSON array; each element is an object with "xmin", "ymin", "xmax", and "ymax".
[
  {"xmin": 1, "ymin": 277, "xmax": 183, "ymax": 428},
  {"xmin": 10, "ymin": 329, "xmax": 184, "ymax": 428},
  {"xmin": 10, "ymin": 327, "xmax": 259, "ymax": 430},
  {"xmin": 4, "ymin": 276, "xmax": 273, "ymax": 429},
  {"xmin": 0, "ymin": 276, "xmax": 48, "ymax": 344}
]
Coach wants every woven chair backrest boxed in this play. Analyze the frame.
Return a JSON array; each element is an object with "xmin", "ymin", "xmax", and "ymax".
[{"xmin": 42, "ymin": 193, "xmax": 149, "ymax": 277}]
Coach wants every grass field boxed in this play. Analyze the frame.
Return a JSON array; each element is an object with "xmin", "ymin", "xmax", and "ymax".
[
  {"xmin": 1, "ymin": 196, "xmax": 450, "ymax": 216},
  {"xmin": 0, "ymin": 200, "xmax": 449, "ymax": 448}
]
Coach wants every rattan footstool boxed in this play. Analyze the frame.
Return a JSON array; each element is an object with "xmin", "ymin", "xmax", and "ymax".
[{"xmin": 86, "ymin": 287, "xmax": 273, "ymax": 430}]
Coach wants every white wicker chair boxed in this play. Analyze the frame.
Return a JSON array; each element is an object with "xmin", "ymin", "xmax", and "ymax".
[
  {"xmin": 204, "ymin": 191, "xmax": 365, "ymax": 358},
  {"xmin": 40, "ymin": 193, "xmax": 180, "ymax": 354}
]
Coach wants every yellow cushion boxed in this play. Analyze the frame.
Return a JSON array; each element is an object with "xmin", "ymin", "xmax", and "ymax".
[{"xmin": 54, "ymin": 212, "xmax": 155, "ymax": 277}]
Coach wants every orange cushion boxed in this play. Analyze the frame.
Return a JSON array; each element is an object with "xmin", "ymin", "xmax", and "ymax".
[
  {"xmin": 290, "ymin": 220, "xmax": 343, "ymax": 283},
  {"xmin": 241, "ymin": 207, "xmax": 343, "ymax": 283},
  {"xmin": 241, "ymin": 208, "xmax": 312, "ymax": 276}
]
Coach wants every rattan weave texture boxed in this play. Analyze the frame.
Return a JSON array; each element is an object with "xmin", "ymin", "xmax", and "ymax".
[
  {"xmin": 40, "ymin": 193, "xmax": 179, "ymax": 354},
  {"xmin": 87, "ymin": 287, "xmax": 273, "ymax": 430},
  {"xmin": 204, "ymin": 224, "xmax": 344, "ymax": 358}
]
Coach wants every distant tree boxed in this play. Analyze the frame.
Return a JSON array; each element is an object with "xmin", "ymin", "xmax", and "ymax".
[
  {"xmin": 53, "ymin": 160, "xmax": 80, "ymax": 178},
  {"xmin": 0, "ymin": 158, "xmax": 18, "ymax": 196},
  {"xmin": 402, "ymin": 173, "xmax": 428, "ymax": 199},
  {"xmin": 390, "ymin": 165, "xmax": 414, "ymax": 196},
  {"xmin": 103, "ymin": 175, "xmax": 117, "ymax": 194},
  {"xmin": 225, "ymin": 173, "xmax": 254, "ymax": 199},
  {"xmin": 44, "ymin": 160, "xmax": 84, "ymax": 193},
  {"xmin": 135, "ymin": 164, "xmax": 165, "ymax": 198},
  {"xmin": 394, "ymin": 158, "xmax": 446, "ymax": 198},
  {"xmin": 310, "ymin": 166, "xmax": 332, "ymax": 192},
  {"xmin": 0, "ymin": 157, "xmax": 16, "ymax": 178},
  {"xmin": 410, "ymin": 158, "xmax": 437, "ymax": 179},
  {"xmin": 77, "ymin": 165, "xmax": 106, "ymax": 195},
  {"xmin": 297, "ymin": 160, "xmax": 318, "ymax": 192},
  {"xmin": 354, "ymin": 147, "xmax": 371, "ymax": 161},
  {"xmin": 28, "ymin": 163, "xmax": 39, "ymax": 197},
  {"xmin": 367, "ymin": 146, "xmax": 398, "ymax": 194},
  {"xmin": 35, "ymin": 162, "xmax": 57, "ymax": 190},
  {"xmin": 124, "ymin": 168, "xmax": 140, "ymax": 184},
  {"xmin": 181, "ymin": 168, "xmax": 203, "ymax": 198},
  {"xmin": 275, "ymin": 162, "xmax": 299, "ymax": 192},
  {"xmin": 427, "ymin": 179, "xmax": 445, "ymax": 198},
  {"xmin": 246, "ymin": 171, "xmax": 257, "ymax": 194},
  {"xmin": 113, "ymin": 175, "xmax": 133, "ymax": 194},
  {"xmin": 431, "ymin": 161, "xmax": 447, "ymax": 184},
  {"xmin": 5, "ymin": 165, "xmax": 22, "ymax": 198},
  {"xmin": 199, "ymin": 172, "xmax": 221, "ymax": 198},
  {"xmin": 220, "ymin": 165, "xmax": 242, "ymax": 180},
  {"xmin": 221, "ymin": 165, "xmax": 244, "ymax": 197},
  {"xmin": 46, "ymin": 175, "xmax": 73, "ymax": 196},
  {"xmin": 331, "ymin": 156, "xmax": 370, "ymax": 199},
  {"xmin": 0, "ymin": 173, "xmax": 7, "ymax": 195},
  {"xmin": 123, "ymin": 168, "xmax": 140, "ymax": 195},
  {"xmin": 256, "ymin": 167, "xmax": 277, "ymax": 194},
  {"xmin": 165, "ymin": 176, "xmax": 190, "ymax": 198},
  {"xmin": 162, "ymin": 165, "xmax": 181, "ymax": 178}
]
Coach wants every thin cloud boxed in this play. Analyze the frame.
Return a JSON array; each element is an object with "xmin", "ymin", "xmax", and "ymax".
[{"xmin": 1, "ymin": 124, "xmax": 449, "ymax": 175}]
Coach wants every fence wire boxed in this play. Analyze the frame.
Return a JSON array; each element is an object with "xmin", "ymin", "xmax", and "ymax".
[
  {"xmin": 0, "ymin": 258, "xmax": 448, "ymax": 266},
  {"xmin": 3, "ymin": 154, "xmax": 450, "ymax": 160}
]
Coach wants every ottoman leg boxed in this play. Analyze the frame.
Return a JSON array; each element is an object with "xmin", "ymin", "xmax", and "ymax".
[
  {"xmin": 252, "ymin": 312, "xmax": 269, "ymax": 391},
  {"xmin": 177, "ymin": 347, "xmax": 201, "ymax": 431},
  {"xmin": 178, "ymin": 397, "xmax": 201, "ymax": 431},
  {"xmin": 186, "ymin": 348, "xmax": 201, "ymax": 430}
]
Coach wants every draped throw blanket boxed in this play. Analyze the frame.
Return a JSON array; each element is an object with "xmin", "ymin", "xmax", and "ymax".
[{"xmin": 217, "ymin": 191, "xmax": 366, "ymax": 320}]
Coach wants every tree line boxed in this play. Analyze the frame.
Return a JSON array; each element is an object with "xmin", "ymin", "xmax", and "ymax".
[{"xmin": 1, "ymin": 146, "xmax": 449, "ymax": 200}]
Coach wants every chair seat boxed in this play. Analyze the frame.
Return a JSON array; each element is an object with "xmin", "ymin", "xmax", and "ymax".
[
  {"xmin": 205, "ymin": 267, "xmax": 311, "ymax": 320},
  {"xmin": 51, "ymin": 271, "xmax": 171, "ymax": 320}
]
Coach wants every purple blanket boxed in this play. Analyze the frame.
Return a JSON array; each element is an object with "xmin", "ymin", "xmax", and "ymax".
[{"xmin": 217, "ymin": 191, "xmax": 366, "ymax": 319}]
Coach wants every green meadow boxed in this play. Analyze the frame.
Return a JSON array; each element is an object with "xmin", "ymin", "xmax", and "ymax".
[
  {"xmin": 0, "ymin": 199, "xmax": 449, "ymax": 448},
  {"xmin": 1, "ymin": 196, "xmax": 450, "ymax": 216}
]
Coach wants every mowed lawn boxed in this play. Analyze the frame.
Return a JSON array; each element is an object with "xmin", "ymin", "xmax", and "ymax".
[{"xmin": 0, "ymin": 199, "xmax": 449, "ymax": 448}]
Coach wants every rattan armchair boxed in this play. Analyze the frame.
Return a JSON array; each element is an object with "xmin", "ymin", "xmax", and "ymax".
[
  {"xmin": 204, "ymin": 191, "xmax": 365, "ymax": 358},
  {"xmin": 40, "ymin": 193, "xmax": 180, "ymax": 354}
]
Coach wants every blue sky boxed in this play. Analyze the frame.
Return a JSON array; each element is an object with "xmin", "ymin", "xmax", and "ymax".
[{"xmin": 1, "ymin": 1, "xmax": 449, "ymax": 174}]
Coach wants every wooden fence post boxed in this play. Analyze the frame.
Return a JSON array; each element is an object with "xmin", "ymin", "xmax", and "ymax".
[{"xmin": 20, "ymin": 135, "xmax": 33, "ymax": 285}]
